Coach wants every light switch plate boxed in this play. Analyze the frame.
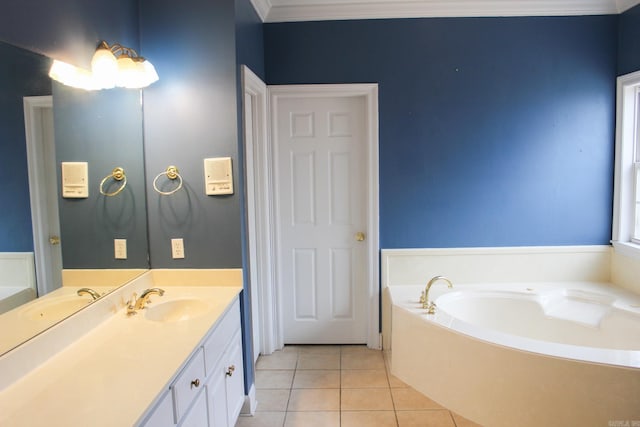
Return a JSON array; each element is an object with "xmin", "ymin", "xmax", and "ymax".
[
  {"xmin": 171, "ymin": 238, "xmax": 185, "ymax": 259},
  {"xmin": 114, "ymin": 239, "xmax": 127, "ymax": 259}
]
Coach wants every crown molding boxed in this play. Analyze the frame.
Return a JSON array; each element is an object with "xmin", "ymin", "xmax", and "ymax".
[
  {"xmin": 254, "ymin": 0, "xmax": 640, "ymax": 23},
  {"xmin": 250, "ymin": 0, "xmax": 271, "ymax": 22},
  {"xmin": 616, "ymin": 0, "xmax": 640, "ymax": 11}
]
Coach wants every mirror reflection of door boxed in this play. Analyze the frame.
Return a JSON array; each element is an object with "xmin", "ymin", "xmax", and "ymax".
[{"xmin": 24, "ymin": 96, "xmax": 63, "ymax": 297}]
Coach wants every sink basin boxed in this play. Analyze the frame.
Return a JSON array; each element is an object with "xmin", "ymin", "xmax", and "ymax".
[
  {"xmin": 21, "ymin": 295, "xmax": 93, "ymax": 321},
  {"xmin": 144, "ymin": 298, "xmax": 210, "ymax": 322}
]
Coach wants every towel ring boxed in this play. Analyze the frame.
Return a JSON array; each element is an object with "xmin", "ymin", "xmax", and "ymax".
[
  {"xmin": 99, "ymin": 167, "xmax": 127, "ymax": 197},
  {"xmin": 153, "ymin": 165, "xmax": 183, "ymax": 196}
]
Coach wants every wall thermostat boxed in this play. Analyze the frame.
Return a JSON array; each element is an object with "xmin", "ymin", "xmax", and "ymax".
[
  {"xmin": 61, "ymin": 161, "xmax": 89, "ymax": 198},
  {"xmin": 204, "ymin": 157, "xmax": 233, "ymax": 195}
]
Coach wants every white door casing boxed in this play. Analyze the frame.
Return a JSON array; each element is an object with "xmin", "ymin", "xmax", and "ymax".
[
  {"xmin": 270, "ymin": 85, "xmax": 380, "ymax": 347},
  {"xmin": 242, "ymin": 66, "xmax": 271, "ymax": 361},
  {"xmin": 23, "ymin": 96, "xmax": 63, "ymax": 296}
]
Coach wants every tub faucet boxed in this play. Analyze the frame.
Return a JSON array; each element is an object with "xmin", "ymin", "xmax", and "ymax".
[
  {"xmin": 77, "ymin": 287, "xmax": 101, "ymax": 301},
  {"xmin": 134, "ymin": 288, "xmax": 165, "ymax": 310},
  {"xmin": 420, "ymin": 276, "xmax": 453, "ymax": 314}
]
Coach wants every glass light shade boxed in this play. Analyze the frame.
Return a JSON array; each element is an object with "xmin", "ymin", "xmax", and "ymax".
[
  {"xmin": 49, "ymin": 60, "xmax": 99, "ymax": 91},
  {"xmin": 90, "ymin": 45, "xmax": 117, "ymax": 89},
  {"xmin": 140, "ymin": 60, "xmax": 159, "ymax": 87},
  {"xmin": 116, "ymin": 55, "xmax": 140, "ymax": 88}
]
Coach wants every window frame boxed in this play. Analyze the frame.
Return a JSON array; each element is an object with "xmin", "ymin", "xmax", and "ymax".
[{"xmin": 612, "ymin": 70, "xmax": 640, "ymax": 258}]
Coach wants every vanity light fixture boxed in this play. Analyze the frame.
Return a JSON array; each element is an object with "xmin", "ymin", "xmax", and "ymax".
[{"xmin": 48, "ymin": 40, "xmax": 158, "ymax": 90}]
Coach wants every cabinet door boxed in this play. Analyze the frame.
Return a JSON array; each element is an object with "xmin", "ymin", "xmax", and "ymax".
[
  {"xmin": 206, "ymin": 365, "xmax": 229, "ymax": 427},
  {"xmin": 225, "ymin": 331, "xmax": 245, "ymax": 427},
  {"xmin": 179, "ymin": 389, "xmax": 208, "ymax": 427}
]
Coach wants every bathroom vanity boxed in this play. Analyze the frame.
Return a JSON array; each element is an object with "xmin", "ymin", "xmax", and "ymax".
[{"xmin": 0, "ymin": 270, "xmax": 245, "ymax": 427}]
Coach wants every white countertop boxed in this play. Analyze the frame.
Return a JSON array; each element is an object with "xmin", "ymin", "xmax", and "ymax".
[{"xmin": 0, "ymin": 283, "xmax": 242, "ymax": 426}]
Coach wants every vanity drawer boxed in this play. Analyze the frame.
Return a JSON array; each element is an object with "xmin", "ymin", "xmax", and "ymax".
[
  {"xmin": 172, "ymin": 347, "xmax": 206, "ymax": 422},
  {"xmin": 203, "ymin": 298, "xmax": 240, "ymax": 375}
]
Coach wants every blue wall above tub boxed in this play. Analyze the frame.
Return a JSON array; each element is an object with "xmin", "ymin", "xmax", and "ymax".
[
  {"xmin": 0, "ymin": 42, "xmax": 51, "ymax": 252},
  {"xmin": 264, "ymin": 16, "xmax": 618, "ymax": 249},
  {"xmin": 618, "ymin": 4, "xmax": 640, "ymax": 75}
]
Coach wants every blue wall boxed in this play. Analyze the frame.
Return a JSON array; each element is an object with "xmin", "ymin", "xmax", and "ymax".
[
  {"xmin": 53, "ymin": 83, "xmax": 148, "ymax": 268},
  {"xmin": 265, "ymin": 16, "xmax": 618, "ymax": 248},
  {"xmin": 618, "ymin": 4, "xmax": 640, "ymax": 75},
  {"xmin": 139, "ymin": 0, "xmax": 242, "ymax": 269},
  {"xmin": 0, "ymin": 0, "xmax": 139, "ymax": 69},
  {"xmin": 0, "ymin": 42, "xmax": 51, "ymax": 252}
]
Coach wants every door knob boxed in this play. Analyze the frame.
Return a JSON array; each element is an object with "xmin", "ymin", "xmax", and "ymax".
[
  {"xmin": 355, "ymin": 232, "xmax": 366, "ymax": 242},
  {"xmin": 49, "ymin": 236, "xmax": 60, "ymax": 245}
]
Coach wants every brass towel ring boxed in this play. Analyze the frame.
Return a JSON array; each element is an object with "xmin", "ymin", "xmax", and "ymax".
[
  {"xmin": 153, "ymin": 165, "xmax": 183, "ymax": 196},
  {"xmin": 99, "ymin": 167, "xmax": 127, "ymax": 197}
]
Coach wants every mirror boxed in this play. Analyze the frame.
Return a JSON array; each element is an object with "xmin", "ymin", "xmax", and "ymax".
[{"xmin": 0, "ymin": 40, "xmax": 149, "ymax": 355}]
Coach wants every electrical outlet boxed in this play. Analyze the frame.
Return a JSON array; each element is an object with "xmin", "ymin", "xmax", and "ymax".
[
  {"xmin": 171, "ymin": 238, "xmax": 185, "ymax": 259},
  {"xmin": 114, "ymin": 239, "xmax": 127, "ymax": 259}
]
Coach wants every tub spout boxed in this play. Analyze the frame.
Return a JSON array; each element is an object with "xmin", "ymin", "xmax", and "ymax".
[{"xmin": 422, "ymin": 276, "xmax": 453, "ymax": 313}]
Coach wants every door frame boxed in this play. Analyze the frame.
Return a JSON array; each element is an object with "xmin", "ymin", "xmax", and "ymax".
[
  {"xmin": 267, "ymin": 83, "xmax": 380, "ymax": 350},
  {"xmin": 23, "ymin": 95, "xmax": 58, "ymax": 296}
]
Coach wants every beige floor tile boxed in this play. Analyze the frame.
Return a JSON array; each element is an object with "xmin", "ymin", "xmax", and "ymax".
[
  {"xmin": 281, "ymin": 345, "xmax": 302, "ymax": 353},
  {"xmin": 298, "ymin": 345, "xmax": 341, "ymax": 355},
  {"xmin": 396, "ymin": 410, "xmax": 456, "ymax": 427},
  {"xmin": 340, "ymin": 345, "xmax": 373, "ymax": 354},
  {"xmin": 341, "ymin": 388, "xmax": 394, "ymax": 411},
  {"xmin": 283, "ymin": 411, "xmax": 340, "ymax": 427},
  {"xmin": 255, "ymin": 370, "xmax": 295, "ymax": 389},
  {"xmin": 292, "ymin": 370, "xmax": 340, "ymax": 389},
  {"xmin": 297, "ymin": 353, "xmax": 340, "ymax": 370},
  {"xmin": 235, "ymin": 411, "xmax": 286, "ymax": 427},
  {"xmin": 341, "ymin": 369, "xmax": 389, "ymax": 388},
  {"xmin": 387, "ymin": 372, "xmax": 409, "ymax": 388},
  {"xmin": 341, "ymin": 411, "xmax": 398, "ymax": 427},
  {"xmin": 256, "ymin": 352, "xmax": 298, "ymax": 370},
  {"xmin": 287, "ymin": 389, "xmax": 340, "ymax": 411},
  {"xmin": 451, "ymin": 411, "xmax": 484, "ymax": 427},
  {"xmin": 391, "ymin": 387, "xmax": 443, "ymax": 410},
  {"xmin": 255, "ymin": 389, "xmax": 291, "ymax": 412},
  {"xmin": 341, "ymin": 351, "xmax": 385, "ymax": 370}
]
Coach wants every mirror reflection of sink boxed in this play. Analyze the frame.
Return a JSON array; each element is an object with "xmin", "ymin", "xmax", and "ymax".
[
  {"xmin": 144, "ymin": 298, "xmax": 210, "ymax": 322},
  {"xmin": 21, "ymin": 296, "xmax": 93, "ymax": 321}
]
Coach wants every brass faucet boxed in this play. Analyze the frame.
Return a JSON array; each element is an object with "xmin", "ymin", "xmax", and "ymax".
[
  {"xmin": 127, "ymin": 288, "xmax": 165, "ymax": 316},
  {"xmin": 420, "ymin": 276, "xmax": 453, "ymax": 314},
  {"xmin": 134, "ymin": 288, "xmax": 165, "ymax": 310},
  {"xmin": 77, "ymin": 288, "xmax": 101, "ymax": 301}
]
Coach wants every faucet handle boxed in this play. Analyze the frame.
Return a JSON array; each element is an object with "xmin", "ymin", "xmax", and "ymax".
[
  {"xmin": 419, "ymin": 291, "xmax": 425, "ymax": 304},
  {"xmin": 126, "ymin": 292, "xmax": 138, "ymax": 316}
]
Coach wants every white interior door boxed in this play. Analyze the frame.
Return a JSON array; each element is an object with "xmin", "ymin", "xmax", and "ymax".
[
  {"xmin": 24, "ymin": 96, "xmax": 63, "ymax": 296},
  {"xmin": 274, "ymin": 94, "xmax": 369, "ymax": 344}
]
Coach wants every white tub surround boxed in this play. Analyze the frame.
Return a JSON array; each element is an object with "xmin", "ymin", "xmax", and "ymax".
[
  {"xmin": 382, "ymin": 246, "xmax": 640, "ymax": 427},
  {"xmin": 612, "ymin": 249, "xmax": 640, "ymax": 294},
  {"xmin": 0, "ymin": 253, "xmax": 36, "ymax": 315},
  {"xmin": 0, "ymin": 269, "xmax": 243, "ymax": 427}
]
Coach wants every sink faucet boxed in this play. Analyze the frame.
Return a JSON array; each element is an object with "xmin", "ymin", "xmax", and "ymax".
[
  {"xmin": 134, "ymin": 288, "xmax": 165, "ymax": 310},
  {"xmin": 420, "ymin": 275, "xmax": 453, "ymax": 314},
  {"xmin": 77, "ymin": 288, "xmax": 101, "ymax": 301}
]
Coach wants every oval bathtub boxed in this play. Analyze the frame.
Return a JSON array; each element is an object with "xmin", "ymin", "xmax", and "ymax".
[{"xmin": 387, "ymin": 282, "xmax": 640, "ymax": 427}]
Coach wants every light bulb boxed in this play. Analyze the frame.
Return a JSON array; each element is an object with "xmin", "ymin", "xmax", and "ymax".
[{"xmin": 91, "ymin": 42, "xmax": 117, "ymax": 89}]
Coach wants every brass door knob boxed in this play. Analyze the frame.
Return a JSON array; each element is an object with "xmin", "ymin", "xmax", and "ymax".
[
  {"xmin": 226, "ymin": 365, "xmax": 235, "ymax": 377},
  {"xmin": 49, "ymin": 236, "xmax": 60, "ymax": 245},
  {"xmin": 355, "ymin": 232, "xmax": 366, "ymax": 242}
]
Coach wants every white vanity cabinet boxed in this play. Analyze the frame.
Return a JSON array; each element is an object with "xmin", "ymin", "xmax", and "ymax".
[{"xmin": 139, "ymin": 297, "xmax": 243, "ymax": 427}]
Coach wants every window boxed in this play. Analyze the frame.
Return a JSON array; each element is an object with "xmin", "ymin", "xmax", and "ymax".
[{"xmin": 612, "ymin": 71, "xmax": 640, "ymax": 256}]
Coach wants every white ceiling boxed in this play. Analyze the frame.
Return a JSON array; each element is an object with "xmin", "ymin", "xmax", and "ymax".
[{"xmin": 251, "ymin": 0, "xmax": 640, "ymax": 22}]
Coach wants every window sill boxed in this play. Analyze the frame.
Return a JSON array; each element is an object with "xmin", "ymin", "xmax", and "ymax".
[{"xmin": 612, "ymin": 241, "xmax": 640, "ymax": 260}]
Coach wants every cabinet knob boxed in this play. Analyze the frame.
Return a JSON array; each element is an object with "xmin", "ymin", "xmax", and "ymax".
[
  {"xmin": 226, "ymin": 365, "xmax": 235, "ymax": 377},
  {"xmin": 190, "ymin": 379, "xmax": 200, "ymax": 388}
]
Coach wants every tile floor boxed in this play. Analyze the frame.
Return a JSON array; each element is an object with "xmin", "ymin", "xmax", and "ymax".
[{"xmin": 235, "ymin": 345, "xmax": 482, "ymax": 427}]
